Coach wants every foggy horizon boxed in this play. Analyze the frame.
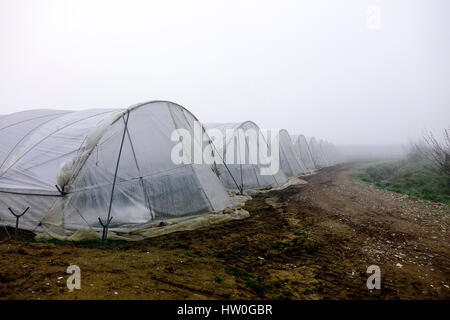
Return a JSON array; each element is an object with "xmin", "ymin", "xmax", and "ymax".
[{"xmin": 1, "ymin": 0, "xmax": 449, "ymax": 145}]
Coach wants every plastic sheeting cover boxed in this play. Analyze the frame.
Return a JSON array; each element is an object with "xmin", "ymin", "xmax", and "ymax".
[
  {"xmin": 309, "ymin": 137, "xmax": 329, "ymax": 168},
  {"xmin": 204, "ymin": 122, "xmax": 287, "ymax": 192},
  {"xmin": 277, "ymin": 129, "xmax": 307, "ymax": 176},
  {"xmin": 292, "ymin": 134, "xmax": 316, "ymax": 171},
  {"xmin": 0, "ymin": 101, "xmax": 231, "ymax": 235}
]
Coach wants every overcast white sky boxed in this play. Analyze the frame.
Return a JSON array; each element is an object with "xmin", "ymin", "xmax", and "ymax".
[{"xmin": 0, "ymin": 0, "xmax": 449, "ymax": 144}]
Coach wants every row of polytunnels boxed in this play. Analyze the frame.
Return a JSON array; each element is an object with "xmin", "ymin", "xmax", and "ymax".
[{"xmin": 0, "ymin": 101, "xmax": 342, "ymax": 240}]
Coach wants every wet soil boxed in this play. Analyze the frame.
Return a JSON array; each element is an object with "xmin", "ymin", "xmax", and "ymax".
[{"xmin": 0, "ymin": 162, "xmax": 448, "ymax": 299}]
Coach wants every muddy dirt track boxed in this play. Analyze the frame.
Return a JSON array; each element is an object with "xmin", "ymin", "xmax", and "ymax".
[{"xmin": 0, "ymin": 162, "xmax": 449, "ymax": 299}]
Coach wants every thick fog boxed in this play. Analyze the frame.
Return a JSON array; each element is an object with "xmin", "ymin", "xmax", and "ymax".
[{"xmin": 0, "ymin": 0, "xmax": 449, "ymax": 146}]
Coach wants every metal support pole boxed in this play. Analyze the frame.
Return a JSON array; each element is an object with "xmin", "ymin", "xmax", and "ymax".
[
  {"xmin": 55, "ymin": 185, "xmax": 66, "ymax": 195},
  {"xmin": 123, "ymin": 117, "xmax": 154, "ymax": 220},
  {"xmin": 98, "ymin": 217, "xmax": 113, "ymax": 241},
  {"xmin": 8, "ymin": 207, "xmax": 29, "ymax": 240},
  {"xmin": 207, "ymin": 134, "xmax": 242, "ymax": 194},
  {"xmin": 99, "ymin": 111, "xmax": 130, "ymax": 241},
  {"xmin": 238, "ymin": 135, "xmax": 244, "ymax": 195}
]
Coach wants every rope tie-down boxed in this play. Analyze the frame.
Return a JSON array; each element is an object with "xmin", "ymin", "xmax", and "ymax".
[{"xmin": 8, "ymin": 207, "xmax": 29, "ymax": 240}]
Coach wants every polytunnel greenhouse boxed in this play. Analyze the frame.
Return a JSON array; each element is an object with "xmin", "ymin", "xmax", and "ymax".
[
  {"xmin": 278, "ymin": 129, "xmax": 307, "ymax": 177},
  {"xmin": 319, "ymin": 140, "xmax": 334, "ymax": 166},
  {"xmin": 0, "ymin": 101, "xmax": 232, "ymax": 238},
  {"xmin": 321, "ymin": 140, "xmax": 340, "ymax": 165},
  {"xmin": 309, "ymin": 137, "xmax": 330, "ymax": 168},
  {"xmin": 204, "ymin": 122, "xmax": 287, "ymax": 193},
  {"xmin": 292, "ymin": 134, "xmax": 316, "ymax": 171}
]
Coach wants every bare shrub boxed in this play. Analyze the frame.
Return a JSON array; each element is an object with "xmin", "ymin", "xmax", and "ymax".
[{"xmin": 414, "ymin": 129, "xmax": 450, "ymax": 176}]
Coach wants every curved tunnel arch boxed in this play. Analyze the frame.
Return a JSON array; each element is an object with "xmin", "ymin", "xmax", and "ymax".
[
  {"xmin": 0, "ymin": 101, "xmax": 232, "ymax": 236},
  {"xmin": 278, "ymin": 129, "xmax": 307, "ymax": 176},
  {"xmin": 204, "ymin": 121, "xmax": 288, "ymax": 192}
]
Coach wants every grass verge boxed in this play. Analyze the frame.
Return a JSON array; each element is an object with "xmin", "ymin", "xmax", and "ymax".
[{"xmin": 351, "ymin": 155, "xmax": 450, "ymax": 205}]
